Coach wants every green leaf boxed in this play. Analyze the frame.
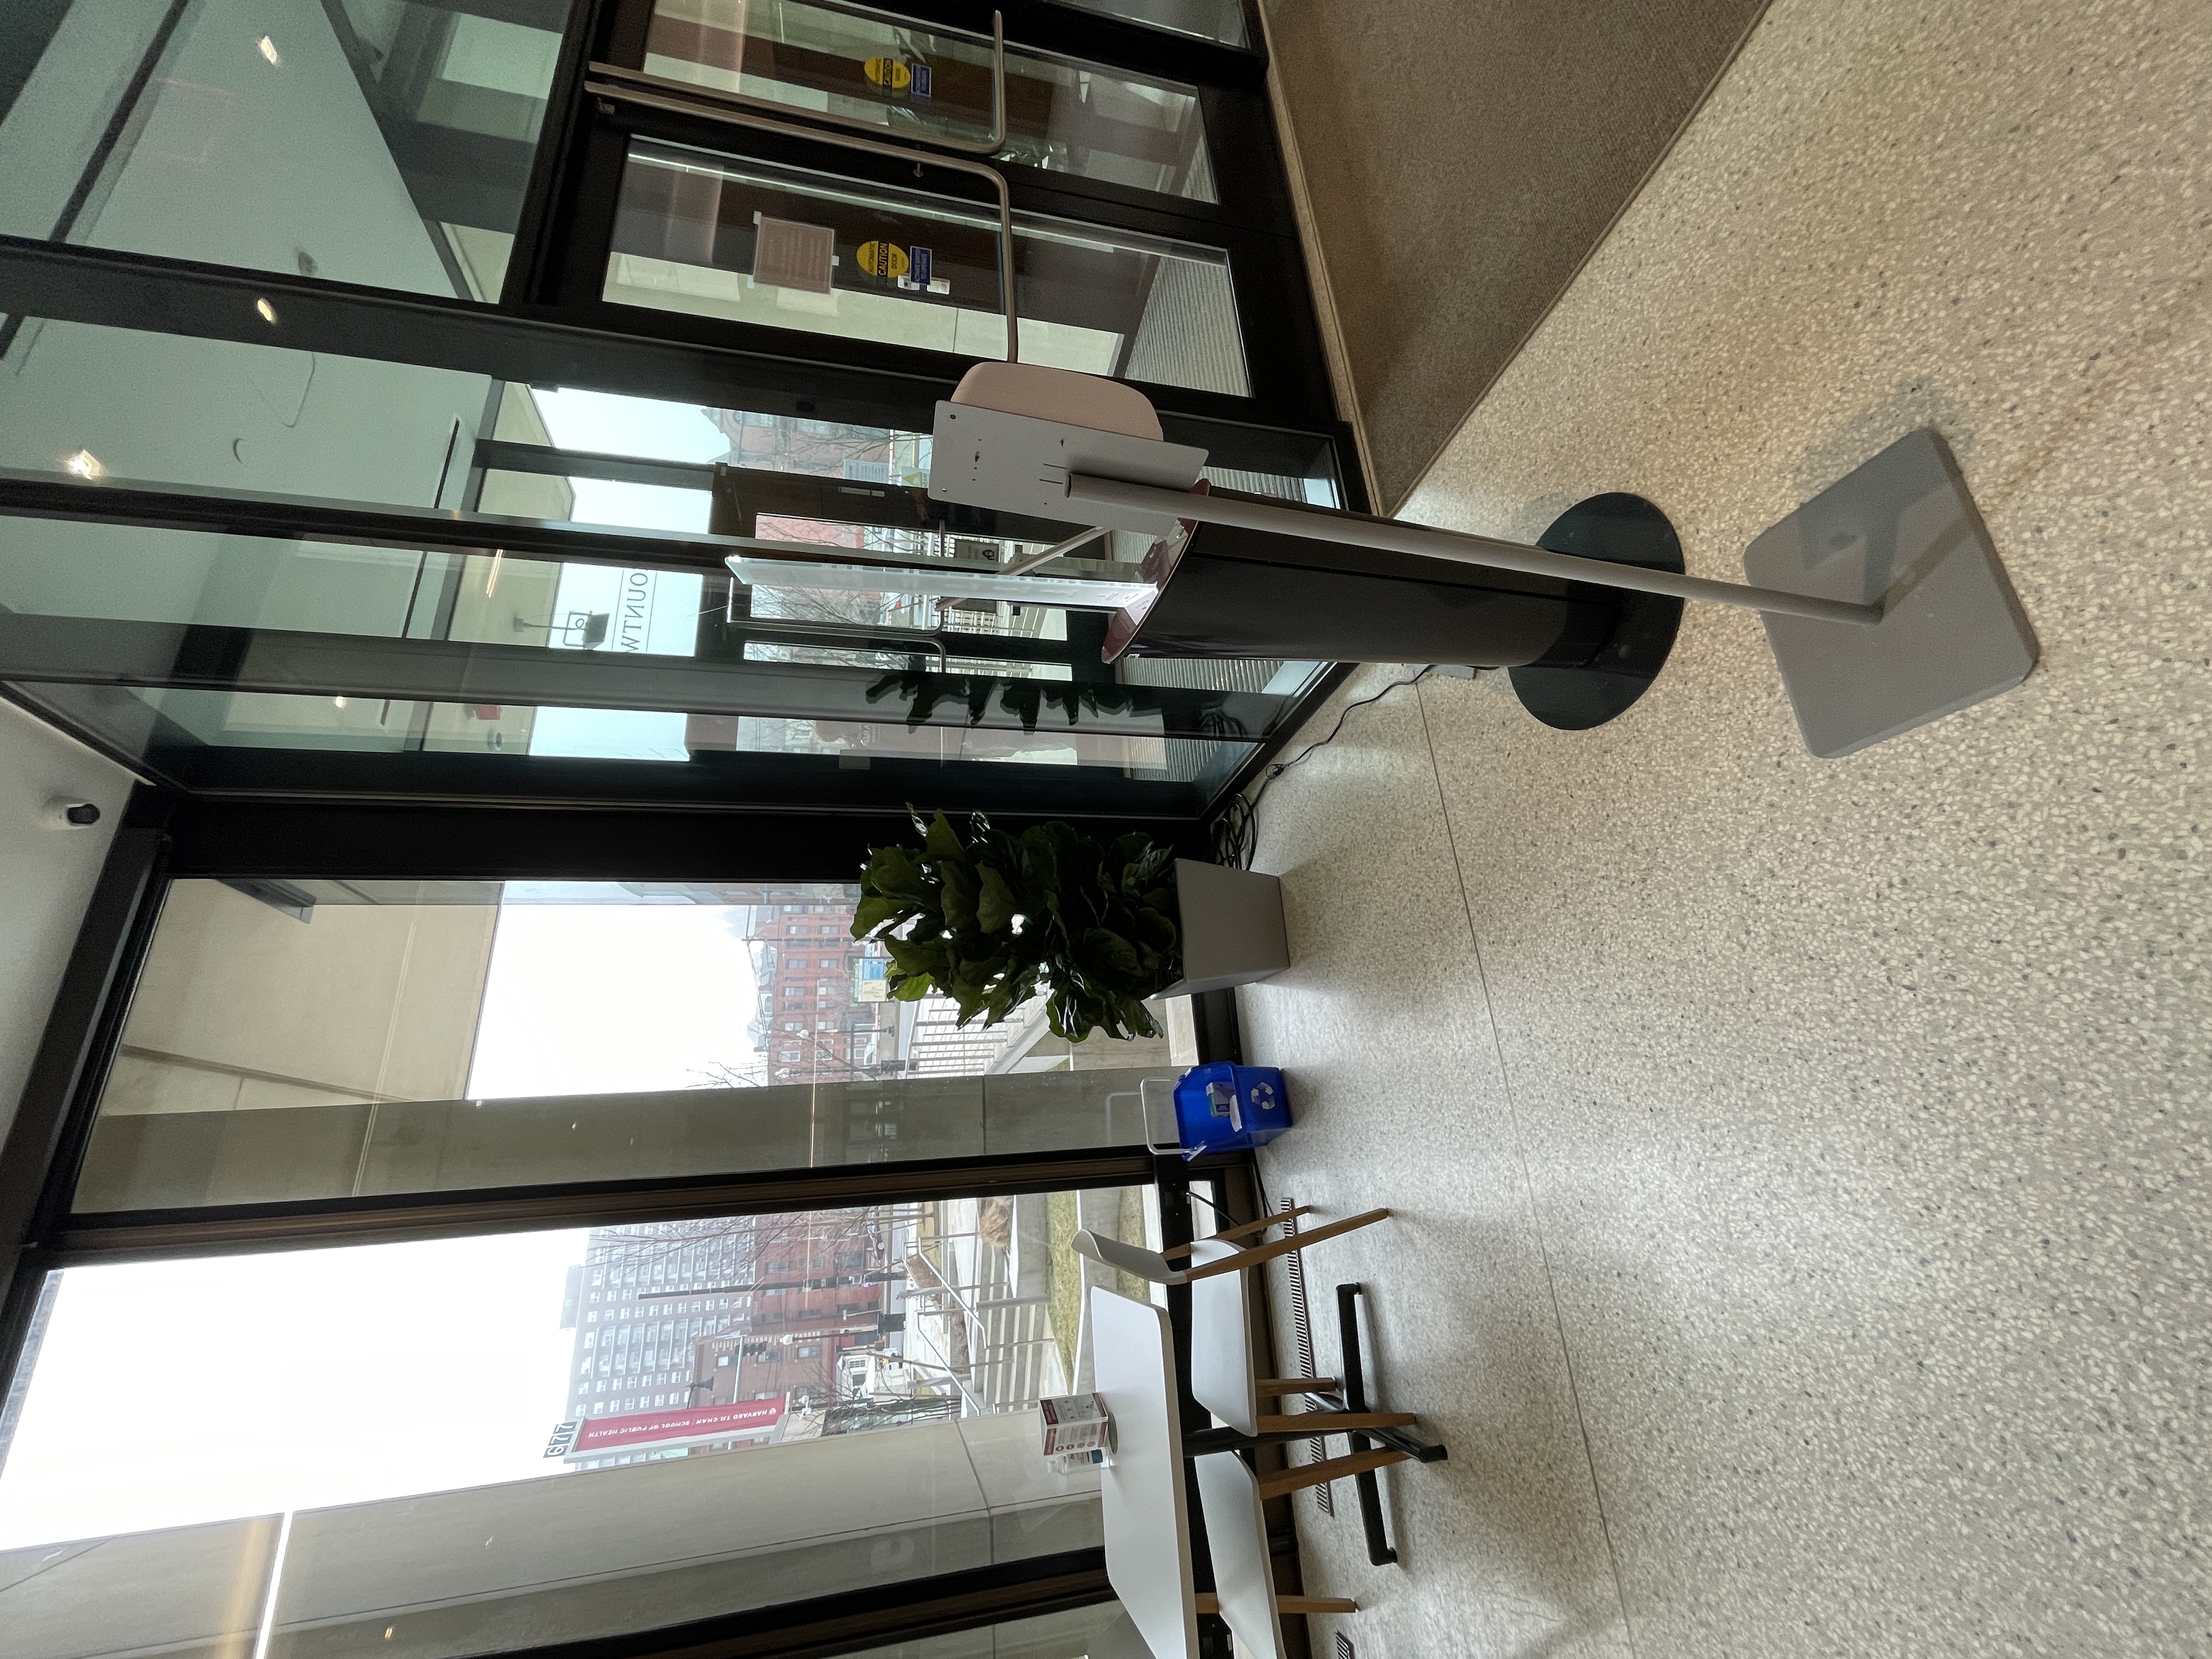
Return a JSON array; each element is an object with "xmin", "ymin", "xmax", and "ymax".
[
  {"xmin": 851, "ymin": 809, "xmax": 1181, "ymax": 1039},
  {"xmin": 1082, "ymin": 927, "xmax": 1142, "ymax": 979},
  {"xmin": 1108, "ymin": 832, "xmax": 1152, "ymax": 874},
  {"xmin": 976, "ymin": 864, "xmax": 1017, "ymax": 933},
  {"xmin": 924, "ymin": 810, "xmax": 965, "ymax": 861},
  {"xmin": 1114, "ymin": 993, "xmax": 1165, "ymax": 1040},
  {"xmin": 1133, "ymin": 906, "xmax": 1178, "ymax": 952},
  {"xmin": 939, "ymin": 860, "xmax": 978, "ymax": 929},
  {"xmin": 861, "ymin": 844, "xmax": 932, "ymax": 902},
  {"xmin": 850, "ymin": 894, "xmax": 907, "ymax": 938},
  {"xmin": 884, "ymin": 933, "xmax": 949, "ymax": 979}
]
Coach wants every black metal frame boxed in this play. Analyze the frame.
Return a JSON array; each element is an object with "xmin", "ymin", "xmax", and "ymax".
[
  {"xmin": 54, "ymin": 1148, "xmax": 1171, "ymax": 1263},
  {"xmin": 0, "ymin": 807, "xmax": 171, "ymax": 1449},
  {"xmin": 156, "ymin": 797, "xmax": 1211, "ymax": 874},
  {"xmin": 0, "ymin": 461, "xmax": 1343, "ymax": 817},
  {"xmin": 490, "ymin": 1548, "xmax": 1115, "ymax": 1659},
  {"xmin": 0, "ymin": 613, "xmax": 1289, "ymax": 736}
]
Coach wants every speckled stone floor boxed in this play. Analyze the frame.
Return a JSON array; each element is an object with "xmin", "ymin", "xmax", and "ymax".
[{"xmin": 1242, "ymin": 0, "xmax": 2210, "ymax": 1655}]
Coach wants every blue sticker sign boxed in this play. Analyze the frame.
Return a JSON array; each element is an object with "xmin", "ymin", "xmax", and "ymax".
[{"xmin": 898, "ymin": 246, "xmax": 938, "ymax": 293}]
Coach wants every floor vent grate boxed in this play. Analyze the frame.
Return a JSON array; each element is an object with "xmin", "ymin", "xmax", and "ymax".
[{"xmin": 1281, "ymin": 1197, "xmax": 1332, "ymax": 1514}]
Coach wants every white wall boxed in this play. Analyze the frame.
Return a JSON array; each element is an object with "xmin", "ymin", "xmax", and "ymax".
[{"xmin": 0, "ymin": 699, "xmax": 137, "ymax": 1149}]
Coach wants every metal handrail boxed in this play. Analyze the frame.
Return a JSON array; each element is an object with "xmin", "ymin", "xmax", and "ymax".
[
  {"xmin": 590, "ymin": 9, "xmax": 1007, "ymax": 156},
  {"xmin": 898, "ymin": 1308, "xmax": 989, "ymax": 1413},
  {"xmin": 586, "ymin": 25, "xmax": 1020, "ymax": 361},
  {"xmin": 1002, "ymin": 524, "xmax": 1110, "ymax": 575},
  {"xmin": 732, "ymin": 613, "xmax": 951, "ymax": 669}
]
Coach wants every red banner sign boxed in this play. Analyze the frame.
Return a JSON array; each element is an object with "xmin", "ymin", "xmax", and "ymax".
[{"xmin": 548, "ymin": 1396, "xmax": 787, "ymax": 1458}]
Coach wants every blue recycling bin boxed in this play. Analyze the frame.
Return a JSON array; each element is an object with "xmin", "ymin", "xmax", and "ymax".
[{"xmin": 1171, "ymin": 1063, "xmax": 1292, "ymax": 1154}]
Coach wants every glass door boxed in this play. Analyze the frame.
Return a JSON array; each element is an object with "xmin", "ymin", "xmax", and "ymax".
[
  {"xmin": 628, "ymin": 0, "xmax": 1222, "ymax": 204},
  {"xmin": 600, "ymin": 136, "xmax": 1251, "ymax": 394},
  {"xmin": 516, "ymin": 0, "xmax": 1338, "ymax": 422}
]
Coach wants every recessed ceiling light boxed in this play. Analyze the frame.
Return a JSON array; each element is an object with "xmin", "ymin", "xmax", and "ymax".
[
  {"xmin": 255, "ymin": 297, "xmax": 278, "ymax": 324},
  {"xmin": 257, "ymin": 36, "xmax": 281, "ymax": 66}
]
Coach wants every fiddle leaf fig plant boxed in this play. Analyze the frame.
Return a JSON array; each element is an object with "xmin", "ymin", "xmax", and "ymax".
[{"xmin": 852, "ymin": 809, "xmax": 1182, "ymax": 1043}]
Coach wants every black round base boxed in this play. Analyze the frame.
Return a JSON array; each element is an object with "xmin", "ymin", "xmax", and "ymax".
[{"xmin": 1509, "ymin": 493, "xmax": 1685, "ymax": 731}]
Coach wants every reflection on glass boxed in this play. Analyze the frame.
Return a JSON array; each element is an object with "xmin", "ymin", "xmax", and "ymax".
[
  {"xmin": 62, "ymin": 681, "xmax": 1199, "ymax": 774},
  {"xmin": 1048, "ymin": 0, "xmax": 1251, "ymax": 48},
  {"xmin": 0, "ymin": 1187, "xmax": 1162, "ymax": 1655},
  {"xmin": 0, "ymin": 339, "xmax": 1303, "ymax": 789},
  {"xmin": 642, "ymin": 0, "xmax": 1217, "ymax": 202},
  {"xmin": 72, "ymin": 880, "xmax": 1190, "ymax": 1212},
  {"xmin": 0, "ymin": 0, "xmax": 573, "ymax": 301},
  {"xmin": 840, "ymin": 1600, "xmax": 1137, "ymax": 1657},
  {"xmin": 0, "ymin": 320, "xmax": 497, "ymax": 520},
  {"xmin": 606, "ymin": 143, "xmax": 1250, "ymax": 396}
]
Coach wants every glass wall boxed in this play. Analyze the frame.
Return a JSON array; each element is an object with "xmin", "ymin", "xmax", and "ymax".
[
  {"xmin": 606, "ymin": 143, "xmax": 1250, "ymax": 395},
  {"xmin": 72, "ymin": 879, "xmax": 1190, "ymax": 1212},
  {"xmin": 839, "ymin": 1601, "xmax": 1136, "ymax": 1657},
  {"xmin": 0, "ymin": 0, "xmax": 576, "ymax": 305},
  {"xmin": 0, "ymin": 1183, "xmax": 1163, "ymax": 1659},
  {"xmin": 639, "ymin": 0, "xmax": 1218, "ymax": 203},
  {"xmin": 1046, "ymin": 0, "xmax": 1251, "ymax": 49},
  {"xmin": 0, "ymin": 318, "xmax": 1320, "ymax": 808},
  {"xmin": 0, "ymin": 318, "xmax": 496, "ymax": 510}
]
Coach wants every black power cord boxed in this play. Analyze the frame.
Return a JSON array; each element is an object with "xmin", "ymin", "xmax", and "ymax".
[{"xmin": 1209, "ymin": 667, "xmax": 1437, "ymax": 868}]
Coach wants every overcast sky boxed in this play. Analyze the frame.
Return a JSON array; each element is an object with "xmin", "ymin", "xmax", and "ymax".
[
  {"xmin": 0, "ymin": 887, "xmax": 761, "ymax": 1551},
  {"xmin": 524, "ymin": 388, "xmax": 716, "ymax": 761}
]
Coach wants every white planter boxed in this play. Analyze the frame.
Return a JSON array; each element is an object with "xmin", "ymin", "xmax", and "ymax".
[{"xmin": 1160, "ymin": 859, "xmax": 1290, "ymax": 996}]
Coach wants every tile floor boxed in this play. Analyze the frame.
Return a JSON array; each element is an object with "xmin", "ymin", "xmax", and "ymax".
[{"xmin": 1243, "ymin": 0, "xmax": 2209, "ymax": 1654}]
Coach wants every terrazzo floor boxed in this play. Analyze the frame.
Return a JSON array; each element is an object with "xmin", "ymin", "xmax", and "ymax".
[{"xmin": 1240, "ymin": 0, "xmax": 2209, "ymax": 1654}]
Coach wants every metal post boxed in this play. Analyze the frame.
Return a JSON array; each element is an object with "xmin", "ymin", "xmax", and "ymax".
[
  {"xmin": 1062, "ymin": 473, "xmax": 1883, "ymax": 628},
  {"xmin": 1003, "ymin": 524, "xmax": 1110, "ymax": 575}
]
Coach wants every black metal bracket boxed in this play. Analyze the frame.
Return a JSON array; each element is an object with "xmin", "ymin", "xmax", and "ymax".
[
  {"xmin": 1338, "ymin": 1280, "xmax": 1445, "ymax": 1564},
  {"xmin": 1180, "ymin": 1278, "xmax": 1445, "ymax": 1570}
]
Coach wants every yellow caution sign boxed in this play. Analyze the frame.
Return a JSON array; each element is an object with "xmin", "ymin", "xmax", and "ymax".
[
  {"xmin": 862, "ymin": 55, "xmax": 912, "ymax": 92},
  {"xmin": 854, "ymin": 240, "xmax": 910, "ymax": 282}
]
